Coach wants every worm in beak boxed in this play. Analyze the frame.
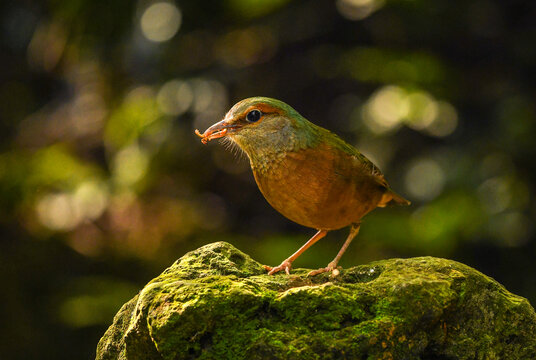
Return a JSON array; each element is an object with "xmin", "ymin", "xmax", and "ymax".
[{"xmin": 195, "ymin": 120, "xmax": 240, "ymax": 144}]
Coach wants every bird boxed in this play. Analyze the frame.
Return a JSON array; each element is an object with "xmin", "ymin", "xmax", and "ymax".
[{"xmin": 195, "ymin": 97, "xmax": 410, "ymax": 276}]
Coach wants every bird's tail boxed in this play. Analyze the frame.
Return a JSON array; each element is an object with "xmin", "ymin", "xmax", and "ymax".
[{"xmin": 378, "ymin": 190, "xmax": 411, "ymax": 207}]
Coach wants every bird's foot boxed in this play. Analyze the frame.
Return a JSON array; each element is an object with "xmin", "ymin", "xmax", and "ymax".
[
  {"xmin": 263, "ymin": 260, "xmax": 292, "ymax": 275},
  {"xmin": 307, "ymin": 262, "xmax": 341, "ymax": 277}
]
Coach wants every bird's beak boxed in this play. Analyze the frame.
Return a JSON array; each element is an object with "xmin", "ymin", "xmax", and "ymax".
[{"xmin": 195, "ymin": 119, "xmax": 241, "ymax": 144}]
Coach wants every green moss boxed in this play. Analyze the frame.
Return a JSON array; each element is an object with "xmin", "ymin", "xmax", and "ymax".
[{"xmin": 97, "ymin": 242, "xmax": 536, "ymax": 360}]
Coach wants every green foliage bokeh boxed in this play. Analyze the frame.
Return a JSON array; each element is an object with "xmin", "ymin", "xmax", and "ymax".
[{"xmin": 0, "ymin": 0, "xmax": 535, "ymax": 358}]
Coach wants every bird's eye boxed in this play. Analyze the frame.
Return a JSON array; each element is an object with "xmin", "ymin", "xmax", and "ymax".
[{"xmin": 246, "ymin": 109, "xmax": 262, "ymax": 122}]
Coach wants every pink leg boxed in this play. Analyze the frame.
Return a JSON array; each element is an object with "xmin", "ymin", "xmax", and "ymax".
[
  {"xmin": 308, "ymin": 223, "xmax": 361, "ymax": 277},
  {"xmin": 264, "ymin": 230, "xmax": 328, "ymax": 275}
]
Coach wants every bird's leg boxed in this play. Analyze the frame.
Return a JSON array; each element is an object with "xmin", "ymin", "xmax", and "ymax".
[
  {"xmin": 264, "ymin": 230, "xmax": 328, "ymax": 275},
  {"xmin": 308, "ymin": 223, "xmax": 361, "ymax": 277}
]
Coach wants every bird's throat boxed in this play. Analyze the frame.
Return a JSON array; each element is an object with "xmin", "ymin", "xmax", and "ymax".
[{"xmin": 230, "ymin": 121, "xmax": 321, "ymax": 173}]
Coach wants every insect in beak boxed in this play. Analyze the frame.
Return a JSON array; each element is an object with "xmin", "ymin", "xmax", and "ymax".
[{"xmin": 195, "ymin": 120, "xmax": 240, "ymax": 144}]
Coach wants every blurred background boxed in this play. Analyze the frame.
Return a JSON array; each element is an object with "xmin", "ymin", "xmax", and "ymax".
[{"xmin": 1, "ymin": 0, "xmax": 535, "ymax": 358}]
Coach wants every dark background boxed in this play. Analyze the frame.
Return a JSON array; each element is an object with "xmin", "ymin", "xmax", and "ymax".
[{"xmin": 1, "ymin": 0, "xmax": 535, "ymax": 358}]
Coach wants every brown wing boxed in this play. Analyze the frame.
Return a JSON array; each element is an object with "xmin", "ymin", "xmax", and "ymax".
[{"xmin": 321, "ymin": 130, "xmax": 410, "ymax": 207}]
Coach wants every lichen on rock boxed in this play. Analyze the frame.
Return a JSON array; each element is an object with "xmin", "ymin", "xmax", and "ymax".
[{"xmin": 96, "ymin": 241, "xmax": 536, "ymax": 360}]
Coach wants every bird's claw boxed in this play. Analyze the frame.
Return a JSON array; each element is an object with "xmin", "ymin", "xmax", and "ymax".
[
  {"xmin": 307, "ymin": 262, "xmax": 341, "ymax": 277},
  {"xmin": 264, "ymin": 260, "xmax": 292, "ymax": 275}
]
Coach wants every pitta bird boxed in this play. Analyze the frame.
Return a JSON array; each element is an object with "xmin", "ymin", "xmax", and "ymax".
[{"xmin": 195, "ymin": 97, "xmax": 409, "ymax": 276}]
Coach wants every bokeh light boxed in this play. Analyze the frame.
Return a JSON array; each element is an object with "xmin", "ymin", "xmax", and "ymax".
[
  {"xmin": 404, "ymin": 158, "xmax": 446, "ymax": 201},
  {"xmin": 488, "ymin": 211, "xmax": 531, "ymax": 247},
  {"xmin": 113, "ymin": 145, "xmax": 150, "ymax": 187},
  {"xmin": 140, "ymin": 2, "xmax": 182, "ymax": 42},
  {"xmin": 336, "ymin": 0, "xmax": 385, "ymax": 21},
  {"xmin": 478, "ymin": 177, "xmax": 512, "ymax": 214},
  {"xmin": 37, "ymin": 192, "xmax": 83, "ymax": 231},
  {"xmin": 190, "ymin": 79, "xmax": 229, "ymax": 131},
  {"xmin": 405, "ymin": 92, "xmax": 438, "ymax": 131},
  {"xmin": 362, "ymin": 85, "xmax": 409, "ymax": 133},
  {"xmin": 27, "ymin": 22, "xmax": 66, "ymax": 71},
  {"xmin": 35, "ymin": 181, "xmax": 108, "ymax": 231},
  {"xmin": 104, "ymin": 86, "xmax": 162, "ymax": 149},
  {"xmin": 362, "ymin": 85, "xmax": 459, "ymax": 137},
  {"xmin": 157, "ymin": 80, "xmax": 194, "ymax": 116},
  {"xmin": 425, "ymin": 101, "xmax": 458, "ymax": 137}
]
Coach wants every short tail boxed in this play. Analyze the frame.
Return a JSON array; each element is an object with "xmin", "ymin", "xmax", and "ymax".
[{"xmin": 378, "ymin": 190, "xmax": 411, "ymax": 207}]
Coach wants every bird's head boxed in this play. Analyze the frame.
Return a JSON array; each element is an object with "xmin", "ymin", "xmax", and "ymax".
[{"xmin": 196, "ymin": 97, "xmax": 317, "ymax": 157}]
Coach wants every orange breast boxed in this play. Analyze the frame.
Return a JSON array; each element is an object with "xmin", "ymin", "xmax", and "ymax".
[{"xmin": 252, "ymin": 143, "xmax": 385, "ymax": 230}]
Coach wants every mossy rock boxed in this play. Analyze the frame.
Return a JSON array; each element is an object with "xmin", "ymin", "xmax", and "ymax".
[{"xmin": 96, "ymin": 241, "xmax": 536, "ymax": 360}]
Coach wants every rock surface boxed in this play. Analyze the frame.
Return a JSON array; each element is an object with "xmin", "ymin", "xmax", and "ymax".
[{"xmin": 96, "ymin": 242, "xmax": 536, "ymax": 360}]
